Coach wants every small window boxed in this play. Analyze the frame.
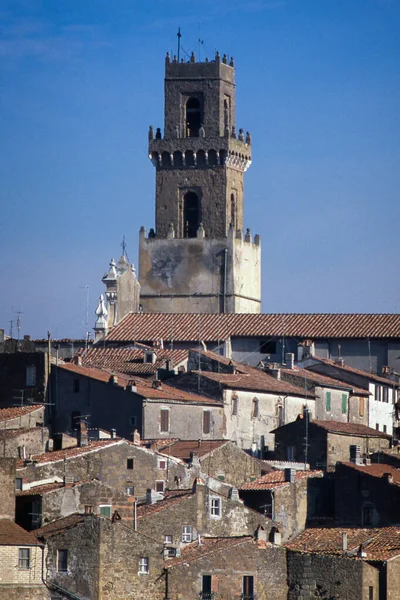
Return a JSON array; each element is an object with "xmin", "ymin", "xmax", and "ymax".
[
  {"xmin": 203, "ymin": 410, "xmax": 211, "ymax": 434},
  {"xmin": 210, "ymin": 497, "xmax": 221, "ymax": 518},
  {"xmin": 182, "ymin": 525, "xmax": 192, "ymax": 543},
  {"xmin": 130, "ymin": 416, "xmax": 137, "ymax": 426},
  {"xmin": 139, "ymin": 557, "xmax": 149, "ymax": 574},
  {"xmin": 155, "ymin": 480, "xmax": 165, "ymax": 493},
  {"xmin": 18, "ymin": 548, "xmax": 30, "ymax": 569},
  {"xmin": 57, "ymin": 549, "xmax": 68, "ymax": 573},
  {"xmin": 164, "ymin": 535, "xmax": 173, "ymax": 544},
  {"xmin": 160, "ymin": 409, "xmax": 169, "ymax": 433},
  {"xmin": 287, "ymin": 446, "xmax": 296, "ymax": 461},
  {"xmin": 359, "ymin": 397, "xmax": 365, "ymax": 417},
  {"xmin": 363, "ymin": 506, "xmax": 373, "ymax": 526},
  {"xmin": 243, "ymin": 575, "xmax": 254, "ymax": 597},
  {"xmin": 99, "ymin": 505, "xmax": 112, "ymax": 518},
  {"xmin": 376, "ymin": 423, "xmax": 380, "ymax": 431},
  {"xmin": 252, "ymin": 398, "xmax": 259, "ymax": 418},
  {"xmin": 232, "ymin": 394, "xmax": 238, "ymax": 416},
  {"xmin": 26, "ymin": 365, "xmax": 36, "ymax": 387},
  {"xmin": 259, "ymin": 340, "xmax": 276, "ymax": 355},
  {"xmin": 342, "ymin": 394, "xmax": 347, "ymax": 414},
  {"xmin": 158, "ymin": 459, "xmax": 167, "ymax": 470},
  {"xmin": 383, "ymin": 387, "xmax": 389, "ymax": 403},
  {"xmin": 15, "ymin": 478, "xmax": 23, "ymax": 491},
  {"xmin": 383, "ymin": 424, "xmax": 387, "ymax": 434},
  {"xmin": 127, "ymin": 458, "xmax": 134, "ymax": 470},
  {"xmin": 73, "ymin": 379, "xmax": 80, "ymax": 394},
  {"xmin": 326, "ymin": 391, "xmax": 331, "ymax": 412},
  {"xmin": 375, "ymin": 385, "xmax": 382, "ymax": 401},
  {"xmin": 369, "ymin": 586, "xmax": 374, "ymax": 600},
  {"xmin": 126, "ymin": 486, "xmax": 134, "ymax": 496}
]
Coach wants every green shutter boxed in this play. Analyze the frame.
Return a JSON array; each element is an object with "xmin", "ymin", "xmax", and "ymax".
[
  {"xmin": 342, "ymin": 394, "xmax": 347, "ymax": 414},
  {"xmin": 326, "ymin": 392, "xmax": 331, "ymax": 412}
]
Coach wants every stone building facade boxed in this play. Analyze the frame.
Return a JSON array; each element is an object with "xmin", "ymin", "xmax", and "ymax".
[{"xmin": 138, "ymin": 52, "xmax": 261, "ymax": 315}]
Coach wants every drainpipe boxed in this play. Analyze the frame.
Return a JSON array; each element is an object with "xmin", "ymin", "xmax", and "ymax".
[
  {"xmin": 223, "ymin": 249, "xmax": 228, "ymax": 313},
  {"xmin": 134, "ymin": 500, "xmax": 137, "ymax": 531}
]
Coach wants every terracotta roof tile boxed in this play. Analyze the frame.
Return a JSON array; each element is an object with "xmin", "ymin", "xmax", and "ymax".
[
  {"xmin": 286, "ymin": 526, "xmax": 400, "ymax": 561},
  {"xmin": 136, "ymin": 490, "xmax": 193, "ymax": 519},
  {"xmin": 240, "ymin": 469, "xmax": 323, "ymax": 491},
  {"xmin": 35, "ymin": 514, "xmax": 87, "ymax": 538},
  {"xmin": 0, "ymin": 405, "xmax": 44, "ymax": 421},
  {"xmin": 76, "ymin": 346, "xmax": 188, "ymax": 376},
  {"xmin": 157, "ymin": 440, "xmax": 228, "ymax": 462},
  {"xmin": 57, "ymin": 363, "xmax": 220, "ymax": 405},
  {"xmin": 0, "ymin": 519, "xmax": 39, "ymax": 546},
  {"xmin": 279, "ymin": 367, "xmax": 370, "ymax": 396},
  {"xmin": 16, "ymin": 439, "xmax": 124, "ymax": 468},
  {"xmin": 16, "ymin": 482, "xmax": 65, "ymax": 496},
  {"xmin": 272, "ymin": 419, "xmax": 392, "ymax": 439},
  {"xmin": 308, "ymin": 357, "xmax": 399, "ymax": 386},
  {"xmin": 339, "ymin": 462, "xmax": 400, "ymax": 484},
  {"xmin": 105, "ymin": 313, "xmax": 400, "ymax": 343},
  {"xmin": 165, "ymin": 536, "xmax": 253, "ymax": 567}
]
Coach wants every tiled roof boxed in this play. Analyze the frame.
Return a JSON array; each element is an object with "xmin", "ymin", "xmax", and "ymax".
[
  {"xmin": 16, "ymin": 439, "xmax": 124, "ymax": 468},
  {"xmin": 165, "ymin": 536, "xmax": 253, "ymax": 567},
  {"xmin": 0, "ymin": 405, "xmax": 44, "ymax": 421},
  {"xmin": 0, "ymin": 519, "xmax": 39, "ymax": 546},
  {"xmin": 285, "ymin": 527, "xmax": 400, "ymax": 561},
  {"xmin": 279, "ymin": 366, "xmax": 370, "ymax": 396},
  {"xmin": 157, "ymin": 440, "xmax": 228, "ymax": 462},
  {"xmin": 189, "ymin": 369, "xmax": 315, "ymax": 398},
  {"xmin": 36, "ymin": 514, "xmax": 87, "ymax": 538},
  {"xmin": 16, "ymin": 482, "xmax": 65, "ymax": 496},
  {"xmin": 339, "ymin": 462, "xmax": 400, "ymax": 484},
  {"xmin": 57, "ymin": 363, "xmax": 220, "ymax": 405},
  {"xmin": 272, "ymin": 419, "xmax": 392, "ymax": 439},
  {"xmin": 240, "ymin": 469, "xmax": 323, "ymax": 491},
  {"xmin": 105, "ymin": 313, "xmax": 400, "ymax": 343},
  {"xmin": 311, "ymin": 420, "xmax": 392, "ymax": 439},
  {"xmin": 307, "ymin": 357, "xmax": 399, "ymax": 386},
  {"xmin": 76, "ymin": 346, "xmax": 188, "ymax": 376},
  {"xmin": 136, "ymin": 490, "xmax": 193, "ymax": 519}
]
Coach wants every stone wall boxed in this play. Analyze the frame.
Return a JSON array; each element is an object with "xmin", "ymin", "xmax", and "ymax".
[
  {"xmin": 18, "ymin": 441, "xmax": 187, "ymax": 498},
  {"xmin": 327, "ymin": 431, "xmax": 390, "ymax": 468},
  {"xmin": 0, "ymin": 427, "xmax": 49, "ymax": 459},
  {"xmin": 197, "ymin": 441, "xmax": 261, "ymax": 487},
  {"xmin": 287, "ymin": 551, "xmax": 379, "ymax": 600},
  {"xmin": 0, "ymin": 407, "xmax": 45, "ymax": 430},
  {"xmin": 0, "ymin": 545, "xmax": 44, "ymax": 586},
  {"xmin": 166, "ymin": 539, "xmax": 287, "ymax": 600},
  {"xmin": 0, "ymin": 457, "xmax": 16, "ymax": 519}
]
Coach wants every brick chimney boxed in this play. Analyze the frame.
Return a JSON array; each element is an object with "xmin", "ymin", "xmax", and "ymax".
[
  {"xmin": 285, "ymin": 353, "xmax": 295, "ymax": 369},
  {"xmin": 77, "ymin": 420, "xmax": 89, "ymax": 447},
  {"xmin": 284, "ymin": 468, "xmax": 296, "ymax": 484},
  {"xmin": 132, "ymin": 429, "xmax": 140, "ymax": 445}
]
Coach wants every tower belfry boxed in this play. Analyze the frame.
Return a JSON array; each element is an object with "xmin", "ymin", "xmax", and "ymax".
[{"xmin": 138, "ymin": 50, "xmax": 261, "ymax": 314}]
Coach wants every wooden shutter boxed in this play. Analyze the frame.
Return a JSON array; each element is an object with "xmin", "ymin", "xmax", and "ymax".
[
  {"xmin": 326, "ymin": 392, "xmax": 331, "ymax": 412},
  {"xmin": 342, "ymin": 394, "xmax": 347, "ymax": 414},
  {"xmin": 160, "ymin": 409, "xmax": 169, "ymax": 432},
  {"xmin": 203, "ymin": 410, "xmax": 211, "ymax": 434}
]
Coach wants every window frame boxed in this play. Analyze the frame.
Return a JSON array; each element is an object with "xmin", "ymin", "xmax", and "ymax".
[
  {"xmin": 326, "ymin": 391, "xmax": 332, "ymax": 412},
  {"xmin": 138, "ymin": 557, "xmax": 149, "ymax": 575},
  {"xmin": 18, "ymin": 547, "xmax": 30, "ymax": 570},
  {"xmin": 126, "ymin": 486, "xmax": 134, "ymax": 496},
  {"xmin": 26, "ymin": 365, "xmax": 36, "ymax": 388},
  {"xmin": 164, "ymin": 535, "xmax": 173, "ymax": 544},
  {"xmin": 15, "ymin": 478, "xmax": 23, "ymax": 491},
  {"xmin": 182, "ymin": 525, "xmax": 193, "ymax": 543},
  {"xmin": 127, "ymin": 458, "xmax": 134, "ymax": 470},
  {"xmin": 57, "ymin": 549, "xmax": 68, "ymax": 573},
  {"xmin": 209, "ymin": 496, "xmax": 221, "ymax": 519},
  {"xmin": 155, "ymin": 480, "xmax": 165, "ymax": 493},
  {"xmin": 202, "ymin": 410, "xmax": 211, "ymax": 434},
  {"xmin": 158, "ymin": 458, "xmax": 167, "ymax": 471}
]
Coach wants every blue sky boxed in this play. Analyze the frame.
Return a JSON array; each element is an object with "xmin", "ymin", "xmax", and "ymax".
[{"xmin": 1, "ymin": 0, "xmax": 399, "ymax": 339}]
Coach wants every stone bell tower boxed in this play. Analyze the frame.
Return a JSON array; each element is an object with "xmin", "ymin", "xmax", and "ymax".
[{"xmin": 138, "ymin": 51, "xmax": 261, "ymax": 314}]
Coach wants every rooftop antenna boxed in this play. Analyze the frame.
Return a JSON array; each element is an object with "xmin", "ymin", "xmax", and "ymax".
[
  {"xmin": 177, "ymin": 27, "xmax": 181, "ymax": 62},
  {"xmin": 15, "ymin": 311, "xmax": 23, "ymax": 341},
  {"xmin": 197, "ymin": 23, "xmax": 204, "ymax": 61},
  {"xmin": 9, "ymin": 320, "xmax": 13, "ymax": 339},
  {"xmin": 80, "ymin": 286, "xmax": 90, "ymax": 349}
]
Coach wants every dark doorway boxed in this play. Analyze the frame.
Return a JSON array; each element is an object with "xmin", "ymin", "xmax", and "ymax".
[{"xmin": 243, "ymin": 575, "xmax": 254, "ymax": 599}]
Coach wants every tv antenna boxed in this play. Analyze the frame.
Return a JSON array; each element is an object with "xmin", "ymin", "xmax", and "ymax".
[
  {"xmin": 121, "ymin": 235, "xmax": 130, "ymax": 264},
  {"xmin": 177, "ymin": 27, "xmax": 181, "ymax": 61},
  {"xmin": 9, "ymin": 320, "xmax": 13, "ymax": 338},
  {"xmin": 15, "ymin": 311, "xmax": 23, "ymax": 340}
]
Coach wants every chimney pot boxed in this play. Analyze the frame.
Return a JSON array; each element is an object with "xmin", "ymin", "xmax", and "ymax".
[
  {"xmin": 342, "ymin": 532, "xmax": 348, "ymax": 551},
  {"xmin": 285, "ymin": 353, "xmax": 295, "ymax": 369},
  {"xmin": 284, "ymin": 468, "xmax": 296, "ymax": 484}
]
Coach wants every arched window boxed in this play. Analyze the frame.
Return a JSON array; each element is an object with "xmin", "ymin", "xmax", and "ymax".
[
  {"xmin": 186, "ymin": 97, "xmax": 201, "ymax": 138},
  {"xmin": 196, "ymin": 150, "xmax": 206, "ymax": 167},
  {"xmin": 208, "ymin": 149, "xmax": 217, "ymax": 166},
  {"xmin": 173, "ymin": 151, "xmax": 183, "ymax": 168},
  {"xmin": 161, "ymin": 151, "xmax": 171, "ymax": 167},
  {"xmin": 183, "ymin": 191, "xmax": 200, "ymax": 238}
]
